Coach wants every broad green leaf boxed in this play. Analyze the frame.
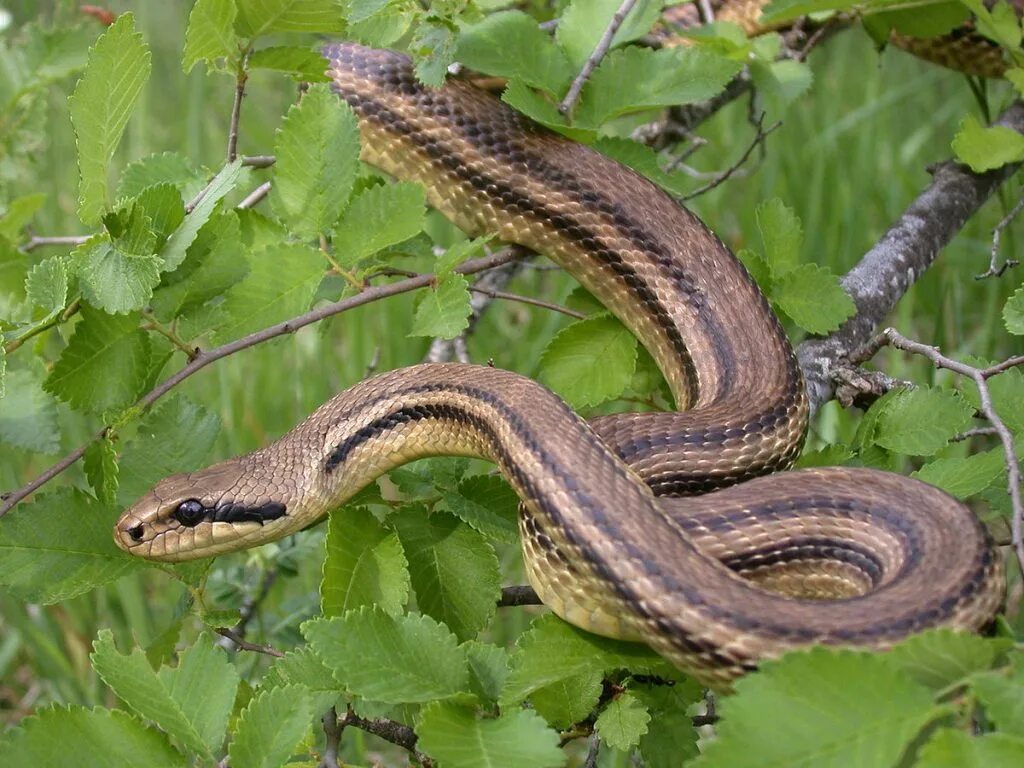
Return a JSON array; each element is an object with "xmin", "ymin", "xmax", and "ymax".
[
  {"xmin": 772, "ymin": 263, "xmax": 855, "ymax": 334},
  {"xmin": 693, "ymin": 648, "xmax": 943, "ymax": 768},
  {"xmin": 973, "ymin": 665, "xmax": 1024, "ymax": 736},
  {"xmin": 214, "ymin": 241, "xmax": 325, "ymax": 342},
  {"xmin": 262, "ymin": 647, "xmax": 338, "ymax": 694},
  {"xmin": 394, "ymin": 508, "xmax": 501, "ymax": 641},
  {"xmin": 912, "ymin": 447, "xmax": 1007, "ymax": 499},
  {"xmin": 465, "ymin": 641, "xmax": 510, "ymax": 705},
  {"xmin": 0, "ymin": 365, "xmax": 60, "ymax": 454},
  {"xmin": 117, "ymin": 152, "xmax": 205, "ymax": 201},
  {"xmin": 456, "ymin": 11, "xmax": 572, "ymax": 94},
  {"xmin": 437, "ymin": 474, "xmax": 520, "ymax": 544},
  {"xmin": 321, "ymin": 505, "xmax": 410, "ymax": 617},
  {"xmin": 248, "ymin": 45, "xmax": 329, "ymax": 81},
  {"xmin": 756, "ymin": 198, "xmax": 802, "ymax": 273},
  {"xmin": 0, "ymin": 193, "xmax": 46, "ymax": 240},
  {"xmin": 183, "ymin": 0, "xmax": 238, "ymax": 73},
  {"xmin": 91, "ymin": 630, "xmax": 238, "ymax": 758},
  {"xmin": 1004, "ymin": 286, "xmax": 1024, "ymax": 334},
  {"xmin": 409, "ymin": 273, "xmax": 472, "ymax": 339},
  {"xmin": 871, "ymin": 3, "xmax": 969, "ymax": 38},
  {"xmin": 0, "ymin": 706, "xmax": 184, "ymax": 768},
  {"xmin": 538, "ymin": 315, "xmax": 638, "ymax": 408},
  {"xmin": 43, "ymin": 305, "xmax": 151, "ymax": 414},
  {"xmin": 24, "ymin": 255, "xmax": 68, "ymax": 317},
  {"xmin": 530, "ymin": 669, "xmax": 603, "ymax": 728},
  {"xmin": 78, "ymin": 237, "xmax": 162, "ymax": 314},
  {"xmin": 84, "ymin": 436, "xmax": 119, "ymax": 507},
  {"xmin": 333, "ymin": 182, "xmax": 426, "ymax": 266},
  {"xmin": 411, "ymin": 18, "xmax": 458, "ymax": 88},
  {"xmin": 236, "ymin": 0, "xmax": 347, "ymax": 36},
  {"xmin": 135, "ymin": 183, "xmax": 186, "ymax": 244},
  {"xmin": 501, "ymin": 79, "xmax": 598, "ymax": 143},
  {"xmin": 303, "ymin": 608, "xmax": 471, "ymax": 704},
  {"xmin": 272, "ymin": 83, "xmax": 359, "ymax": 238},
  {"xmin": 117, "ymin": 395, "xmax": 221, "ymax": 505},
  {"xmin": 917, "ymin": 729, "xmax": 1024, "ymax": 768},
  {"xmin": 750, "ymin": 58, "xmax": 814, "ymax": 112},
  {"xmin": 0, "ymin": 488, "xmax": 141, "ymax": 603},
  {"xmin": 885, "ymin": 630, "xmax": 1011, "ymax": 691},
  {"xmin": 959, "ymin": 360, "xmax": 1024, "ymax": 434},
  {"xmin": 435, "ymin": 235, "xmax": 492, "ymax": 275},
  {"xmin": 635, "ymin": 683, "xmax": 702, "ymax": 768},
  {"xmin": 575, "ymin": 46, "xmax": 742, "ymax": 128},
  {"xmin": 417, "ymin": 702, "xmax": 563, "ymax": 768},
  {"xmin": 595, "ymin": 692, "xmax": 650, "ymax": 751},
  {"xmin": 69, "ymin": 13, "xmax": 152, "ymax": 224},
  {"xmin": 501, "ymin": 614, "xmax": 675, "ymax": 707},
  {"xmin": 228, "ymin": 685, "xmax": 316, "ymax": 768},
  {"xmin": 556, "ymin": 0, "xmax": 664, "ymax": 68},
  {"xmin": 873, "ymin": 387, "xmax": 974, "ymax": 456},
  {"xmin": 161, "ymin": 159, "xmax": 245, "ymax": 271},
  {"xmin": 952, "ymin": 114, "xmax": 1024, "ymax": 173}
]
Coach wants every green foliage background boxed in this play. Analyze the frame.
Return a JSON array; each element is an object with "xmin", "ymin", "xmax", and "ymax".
[{"xmin": 0, "ymin": 1, "xmax": 1022, "ymax": 767}]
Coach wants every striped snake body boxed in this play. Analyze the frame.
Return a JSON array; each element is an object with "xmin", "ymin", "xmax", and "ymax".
[{"xmin": 116, "ymin": 43, "xmax": 1004, "ymax": 687}]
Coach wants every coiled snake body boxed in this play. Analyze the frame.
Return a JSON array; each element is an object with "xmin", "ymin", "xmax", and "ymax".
[{"xmin": 116, "ymin": 43, "xmax": 1004, "ymax": 687}]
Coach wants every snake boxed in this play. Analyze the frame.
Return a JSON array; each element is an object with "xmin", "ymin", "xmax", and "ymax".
[{"xmin": 114, "ymin": 30, "xmax": 1006, "ymax": 688}]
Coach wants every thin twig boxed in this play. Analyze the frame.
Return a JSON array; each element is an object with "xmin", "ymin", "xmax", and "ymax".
[
  {"xmin": 952, "ymin": 426, "xmax": 1000, "ymax": 442},
  {"xmin": 498, "ymin": 585, "xmax": 542, "ymax": 607},
  {"xmin": 468, "ymin": 286, "xmax": 586, "ymax": 319},
  {"xmin": 227, "ymin": 53, "xmax": 251, "ymax": 163},
  {"xmin": 873, "ymin": 328, "xmax": 1024, "ymax": 577},
  {"xmin": 583, "ymin": 733, "xmax": 601, "ymax": 768},
  {"xmin": 341, "ymin": 707, "xmax": 434, "ymax": 767},
  {"xmin": 0, "ymin": 248, "xmax": 524, "ymax": 516},
  {"xmin": 559, "ymin": 0, "xmax": 639, "ymax": 115},
  {"xmin": 22, "ymin": 235, "xmax": 89, "ymax": 252},
  {"xmin": 237, "ymin": 181, "xmax": 272, "ymax": 210},
  {"xmin": 320, "ymin": 707, "xmax": 342, "ymax": 768},
  {"xmin": 213, "ymin": 627, "xmax": 284, "ymax": 657},
  {"xmin": 241, "ymin": 154, "xmax": 275, "ymax": 168},
  {"xmin": 682, "ymin": 115, "xmax": 781, "ymax": 201},
  {"xmin": 3, "ymin": 299, "xmax": 81, "ymax": 355},
  {"xmin": 978, "ymin": 194, "xmax": 1024, "ymax": 279}
]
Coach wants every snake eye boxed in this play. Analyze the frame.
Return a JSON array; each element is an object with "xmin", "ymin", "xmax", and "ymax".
[{"xmin": 173, "ymin": 499, "xmax": 206, "ymax": 527}]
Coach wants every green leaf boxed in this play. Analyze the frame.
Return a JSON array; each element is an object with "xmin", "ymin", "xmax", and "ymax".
[
  {"xmin": 0, "ymin": 193, "xmax": 46, "ymax": 240},
  {"xmin": 456, "ymin": 11, "xmax": 572, "ymax": 94},
  {"xmin": 756, "ymin": 197, "xmax": 802, "ymax": 273},
  {"xmin": 960, "ymin": 360, "xmax": 1024, "ymax": 434},
  {"xmin": 0, "ymin": 488, "xmax": 141, "ymax": 603},
  {"xmin": 214, "ymin": 242, "xmax": 325, "ymax": 343},
  {"xmin": 973, "ymin": 665, "xmax": 1024, "ymax": 736},
  {"xmin": 530, "ymin": 669, "xmax": 603, "ymax": 729},
  {"xmin": 437, "ymin": 474, "xmax": 520, "ymax": 544},
  {"xmin": 538, "ymin": 315, "xmax": 638, "ymax": 408},
  {"xmin": 69, "ymin": 13, "xmax": 152, "ymax": 224},
  {"xmin": 411, "ymin": 18, "xmax": 458, "ymax": 88},
  {"xmin": 595, "ymin": 692, "xmax": 650, "ymax": 751},
  {"xmin": 912, "ymin": 447, "xmax": 1007, "ymax": 499},
  {"xmin": 394, "ymin": 508, "xmax": 501, "ymax": 641},
  {"xmin": 24, "ymin": 255, "xmax": 68, "ymax": 317},
  {"xmin": 262, "ymin": 647, "xmax": 338, "ymax": 694},
  {"xmin": 465, "ymin": 641, "xmax": 510, "ymax": 705},
  {"xmin": 117, "ymin": 152, "xmax": 205, "ymax": 201},
  {"xmin": 885, "ymin": 630, "xmax": 1011, "ymax": 691},
  {"xmin": 117, "ymin": 395, "xmax": 220, "ymax": 505},
  {"xmin": 236, "ymin": 0, "xmax": 346, "ymax": 36},
  {"xmin": 417, "ymin": 702, "xmax": 563, "ymax": 768},
  {"xmin": 916, "ymin": 729, "xmax": 1024, "ymax": 768},
  {"xmin": 952, "ymin": 114, "xmax": 1024, "ymax": 173},
  {"xmin": 409, "ymin": 273, "xmax": 472, "ymax": 339},
  {"xmin": 750, "ymin": 58, "xmax": 814, "ymax": 112},
  {"xmin": 228, "ymin": 685, "xmax": 316, "ymax": 768},
  {"xmin": 1004, "ymin": 286, "xmax": 1024, "ymax": 334},
  {"xmin": 0, "ymin": 365, "xmax": 60, "ymax": 454},
  {"xmin": 43, "ymin": 305, "xmax": 151, "ymax": 414},
  {"xmin": 248, "ymin": 45, "xmax": 329, "ymax": 81},
  {"xmin": 556, "ymin": 0, "xmax": 664, "ymax": 68},
  {"xmin": 91, "ymin": 630, "xmax": 239, "ymax": 758},
  {"xmin": 693, "ymin": 648, "xmax": 943, "ymax": 768},
  {"xmin": 136, "ymin": 183, "xmax": 186, "ymax": 244},
  {"xmin": 321, "ymin": 505, "xmax": 410, "ymax": 617},
  {"xmin": 575, "ymin": 46, "xmax": 743, "ymax": 128},
  {"xmin": 84, "ymin": 436, "xmax": 119, "ymax": 507},
  {"xmin": 873, "ymin": 387, "xmax": 974, "ymax": 456},
  {"xmin": 0, "ymin": 706, "xmax": 185, "ymax": 768},
  {"xmin": 772, "ymin": 263, "xmax": 855, "ymax": 334},
  {"xmin": 333, "ymin": 182, "xmax": 426, "ymax": 267},
  {"xmin": 183, "ymin": 0, "xmax": 238, "ymax": 73},
  {"xmin": 502, "ymin": 614, "xmax": 675, "ymax": 707},
  {"xmin": 272, "ymin": 83, "xmax": 360, "ymax": 238},
  {"xmin": 303, "ymin": 608, "xmax": 470, "ymax": 704},
  {"xmin": 436, "ymin": 235, "xmax": 492, "ymax": 275},
  {"xmin": 635, "ymin": 683, "xmax": 702, "ymax": 768},
  {"xmin": 162, "ymin": 159, "xmax": 245, "ymax": 271},
  {"xmin": 78, "ymin": 237, "xmax": 162, "ymax": 314}
]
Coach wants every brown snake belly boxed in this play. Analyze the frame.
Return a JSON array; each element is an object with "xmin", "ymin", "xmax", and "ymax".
[{"xmin": 115, "ymin": 43, "xmax": 1004, "ymax": 688}]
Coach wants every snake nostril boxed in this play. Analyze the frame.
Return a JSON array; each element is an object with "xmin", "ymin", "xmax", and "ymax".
[{"xmin": 127, "ymin": 524, "xmax": 145, "ymax": 542}]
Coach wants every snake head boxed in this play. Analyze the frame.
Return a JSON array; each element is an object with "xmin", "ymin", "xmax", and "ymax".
[{"xmin": 114, "ymin": 459, "xmax": 290, "ymax": 562}]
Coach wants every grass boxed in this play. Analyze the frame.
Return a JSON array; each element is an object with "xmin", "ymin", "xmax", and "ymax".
[{"xmin": 1, "ymin": 5, "xmax": 1021, "ymax": 764}]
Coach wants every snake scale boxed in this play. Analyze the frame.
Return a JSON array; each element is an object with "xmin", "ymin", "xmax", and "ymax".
[{"xmin": 115, "ymin": 21, "xmax": 1006, "ymax": 687}]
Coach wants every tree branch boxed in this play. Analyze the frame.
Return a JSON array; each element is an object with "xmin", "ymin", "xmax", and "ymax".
[
  {"xmin": 797, "ymin": 100, "xmax": 1024, "ymax": 412},
  {"xmin": 559, "ymin": 0, "xmax": 639, "ymax": 115}
]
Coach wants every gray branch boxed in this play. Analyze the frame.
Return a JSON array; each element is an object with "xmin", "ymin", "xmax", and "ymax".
[{"xmin": 797, "ymin": 100, "xmax": 1024, "ymax": 413}]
